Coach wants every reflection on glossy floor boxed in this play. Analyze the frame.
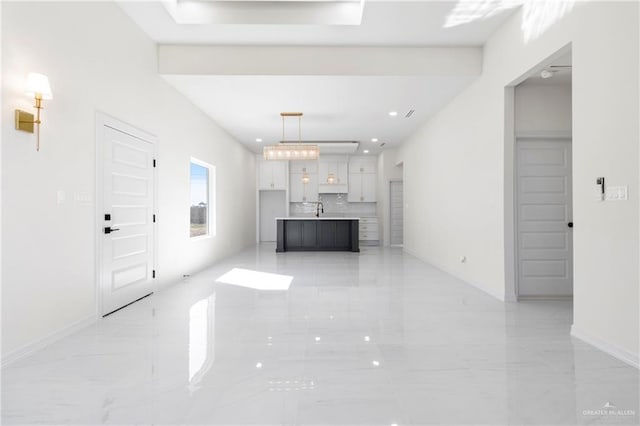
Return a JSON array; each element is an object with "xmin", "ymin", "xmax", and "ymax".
[{"xmin": 2, "ymin": 245, "xmax": 639, "ymax": 425}]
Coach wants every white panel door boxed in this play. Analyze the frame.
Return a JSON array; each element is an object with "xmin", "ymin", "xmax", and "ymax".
[
  {"xmin": 517, "ymin": 138, "xmax": 572, "ymax": 297},
  {"xmin": 101, "ymin": 125, "xmax": 155, "ymax": 315},
  {"xmin": 390, "ymin": 181, "xmax": 404, "ymax": 246}
]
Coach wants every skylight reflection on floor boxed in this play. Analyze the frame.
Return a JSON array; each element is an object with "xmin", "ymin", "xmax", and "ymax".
[{"xmin": 215, "ymin": 268, "xmax": 293, "ymax": 291}]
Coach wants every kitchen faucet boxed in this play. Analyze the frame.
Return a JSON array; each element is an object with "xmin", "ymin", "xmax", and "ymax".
[{"xmin": 315, "ymin": 202, "xmax": 324, "ymax": 218}]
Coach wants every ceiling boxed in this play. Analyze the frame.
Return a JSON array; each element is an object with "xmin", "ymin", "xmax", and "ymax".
[
  {"xmin": 118, "ymin": 1, "xmax": 520, "ymax": 46},
  {"xmin": 118, "ymin": 1, "xmax": 522, "ymax": 155}
]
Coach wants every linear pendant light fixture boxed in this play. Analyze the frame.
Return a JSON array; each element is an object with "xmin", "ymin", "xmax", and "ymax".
[{"xmin": 263, "ymin": 112, "xmax": 319, "ymax": 161}]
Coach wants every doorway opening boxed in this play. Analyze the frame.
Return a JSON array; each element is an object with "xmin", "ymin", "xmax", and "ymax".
[{"xmin": 505, "ymin": 45, "xmax": 573, "ymax": 301}]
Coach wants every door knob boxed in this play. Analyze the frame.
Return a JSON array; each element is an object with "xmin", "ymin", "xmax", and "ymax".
[
  {"xmin": 104, "ymin": 227, "xmax": 120, "ymax": 234},
  {"xmin": 568, "ymin": 222, "xmax": 573, "ymax": 228}
]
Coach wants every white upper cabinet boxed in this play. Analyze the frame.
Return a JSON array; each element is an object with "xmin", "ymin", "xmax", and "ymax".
[
  {"xmin": 258, "ymin": 157, "xmax": 287, "ymax": 190},
  {"xmin": 290, "ymin": 161, "xmax": 319, "ymax": 202},
  {"xmin": 349, "ymin": 158, "xmax": 377, "ymax": 174},
  {"xmin": 289, "ymin": 161, "xmax": 318, "ymax": 174},
  {"xmin": 348, "ymin": 157, "xmax": 377, "ymax": 202},
  {"xmin": 318, "ymin": 156, "xmax": 348, "ymax": 193}
]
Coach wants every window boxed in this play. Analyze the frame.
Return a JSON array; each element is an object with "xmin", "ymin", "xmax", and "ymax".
[{"xmin": 190, "ymin": 159, "xmax": 215, "ymax": 238}]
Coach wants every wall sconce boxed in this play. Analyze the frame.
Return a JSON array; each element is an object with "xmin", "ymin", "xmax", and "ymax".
[
  {"xmin": 327, "ymin": 173, "xmax": 336, "ymax": 184},
  {"xmin": 15, "ymin": 72, "xmax": 53, "ymax": 151},
  {"xmin": 302, "ymin": 172, "xmax": 310, "ymax": 184}
]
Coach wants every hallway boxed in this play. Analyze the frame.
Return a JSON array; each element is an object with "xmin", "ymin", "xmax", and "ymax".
[{"xmin": 2, "ymin": 246, "xmax": 638, "ymax": 424}]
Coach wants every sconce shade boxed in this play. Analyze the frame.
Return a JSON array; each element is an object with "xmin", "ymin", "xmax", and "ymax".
[{"xmin": 24, "ymin": 73, "xmax": 53, "ymax": 100}]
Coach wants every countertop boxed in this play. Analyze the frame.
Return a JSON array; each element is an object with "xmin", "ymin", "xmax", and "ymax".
[{"xmin": 275, "ymin": 217, "xmax": 360, "ymax": 221}]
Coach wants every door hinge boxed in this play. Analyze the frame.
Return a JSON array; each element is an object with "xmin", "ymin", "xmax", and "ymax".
[
  {"xmin": 153, "ymin": 214, "xmax": 156, "ymax": 223},
  {"xmin": 153, "ymin": 159, "xmax": 156, "ymax": 168},
  {"xmin": 152, "ymin": 270, "xmax": 156, "ymax": 279}
]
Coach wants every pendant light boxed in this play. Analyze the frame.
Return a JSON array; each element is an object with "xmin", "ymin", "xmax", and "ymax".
[{"xmin": 263, "ymin": 112, "xmax": 320, "ymax": 160}]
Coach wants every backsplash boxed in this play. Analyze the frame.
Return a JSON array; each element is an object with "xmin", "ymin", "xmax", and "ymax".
[{"xmin": 290, "ymin": 194, "xmax": 376, "ymax": 217}]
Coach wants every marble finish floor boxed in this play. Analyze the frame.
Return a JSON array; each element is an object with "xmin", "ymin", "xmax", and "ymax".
[{"xmin": 2, "ymin": 245, "xmax": 639, "ymax": 425}]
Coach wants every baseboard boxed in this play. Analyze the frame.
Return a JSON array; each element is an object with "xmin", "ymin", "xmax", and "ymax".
[
  {"xmin": 402, "ymin": 247, "xmax": 505, "ymax": 301},
  {"xmin": 1, "ymin": 314, "xmax": 97, "ymax": 368},
  {"xmin": 571, "ymin": 325, "xmax": 639, "ymax": 369},
  {"xmin": 518, "ymin": 295, "xmax": 573, "ymax": 301}
]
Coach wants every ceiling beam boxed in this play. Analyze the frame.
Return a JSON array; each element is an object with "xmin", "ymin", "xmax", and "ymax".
[{"xmin": 158, "ymin": 45, "xmax": 482, "ymax": 76}]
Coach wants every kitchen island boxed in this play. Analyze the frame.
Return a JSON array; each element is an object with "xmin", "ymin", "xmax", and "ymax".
[{"xmin": 276, "ymin": 218, "xmax": 359, "ymax": 252}]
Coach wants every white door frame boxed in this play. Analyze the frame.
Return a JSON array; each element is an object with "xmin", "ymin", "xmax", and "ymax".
[
  {"xmin": 95, "ymin": 112, "xmax": 158, "ymax": 316},
  {"xmin": 505, "ymin": 112, "xmax": 574, "ymax": 300},
  {"xmin": 503, "ymin": 43, "xmax": 572, "ymax": 301}
]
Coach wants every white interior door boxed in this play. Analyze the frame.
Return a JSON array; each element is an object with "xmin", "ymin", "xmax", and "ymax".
[
  {"xmin": 259, "ymin": 190, "xmax": 286, "ymax": 242},
  {"xmin": 100, "ymin": 123, "xmax": 155, "ymax": 315},
  {"xmin": 390, "ymin": 181, "xmax": 404, "ymax": 246},
  {"xmin": 516, "ymin": 138, "xmax": 572, "ymax": 297}
]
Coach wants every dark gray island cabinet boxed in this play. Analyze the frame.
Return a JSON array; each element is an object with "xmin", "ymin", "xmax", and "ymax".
[{"xmin": 276, "ymin": 218, "xmax": 360, "ymax": 252}]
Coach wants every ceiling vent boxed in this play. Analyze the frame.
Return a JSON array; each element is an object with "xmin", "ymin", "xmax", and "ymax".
[{"xmin": 405, "ymin": 109, "xmax": 415, "ymax": 118}]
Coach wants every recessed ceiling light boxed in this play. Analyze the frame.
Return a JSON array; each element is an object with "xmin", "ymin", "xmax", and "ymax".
[
  {"xmin": 388, "ymin": 111, "xmax": 398, "ymax": 117},
  {"xmin": 256, "ymin": 138, "xmax": 263, "ymax": 143},
  {"xmin": 363, "ymin": 150, "xmax": 370, "ymax": 154},
  {"xmin": 371, "ymin": 138, "xmax": 378, "ymax": 143}
]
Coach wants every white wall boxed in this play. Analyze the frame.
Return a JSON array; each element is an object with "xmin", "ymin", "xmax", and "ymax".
[
  {"xmin": 1, "ymin": 2, "xmax": 256, "ymax": 361},
  {"xmin": 376, "ymin": 149, "xmax": 403, "ymax": 246},
  {"xmin": 398, "ymin": 2, "xmax": 639, "ymax": 363},
  {"xmin": 515, "ymin": 82, "xmax": 572, "ymax": 134}
]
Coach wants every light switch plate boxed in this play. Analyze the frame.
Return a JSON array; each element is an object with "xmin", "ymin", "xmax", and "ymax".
[{"xmin": 605, "ymin": 186, "xmax": 628, "ymax": 201}]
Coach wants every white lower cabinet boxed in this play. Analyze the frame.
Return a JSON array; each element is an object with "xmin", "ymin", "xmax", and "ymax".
[{"xmin": 359, "ymin": 217, "xmax": 379, "ymax": 242}]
